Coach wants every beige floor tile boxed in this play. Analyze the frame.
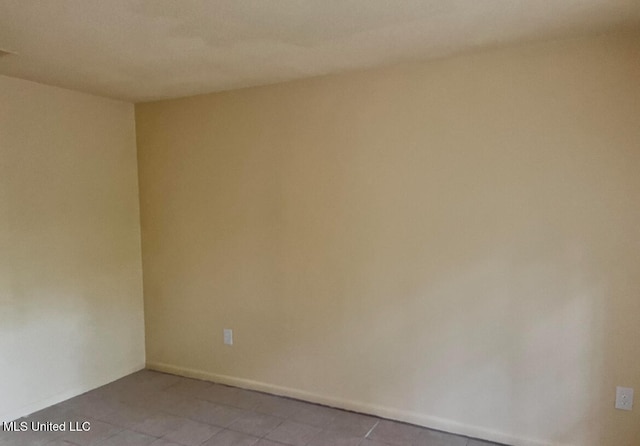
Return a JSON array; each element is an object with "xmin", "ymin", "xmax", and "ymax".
[
  {"xmin": 265, "ymin": 420, "xmax": 321, "ymax": 446},
  {"xmin": 60, "ymin": 418, "xmax": 122, "ymax": 445},
  {"xmin": 367, "ymin": 419, "xmax": 422, "ymax": 445},
  {"xmin": 227, "ymin": 411, "xmax": 284, "ymax": 437},
  {"xmin": 307, "ymin": 430, "xmax": 364, "ymax": 446},
  {"xmin": 96, "ymin": 430, "xmax": 157, "ymax": 446},
  {"xmin": 201, "ymin": 429, "xmax": 260, "ymax": 446},
  {"xmin": 131, "ymin": 413, "xmax": 186, "ymax": 437},
  {"xmin": 5, "ymin": 371, "xmax": 476, "ymax": 446},
  {"xmin": 160, "ymin": 418, "xmax": 221, "ymax": 446},
  {"xmin": 324, "ymin": 411, "xmax": 378, "ymax": 437}
]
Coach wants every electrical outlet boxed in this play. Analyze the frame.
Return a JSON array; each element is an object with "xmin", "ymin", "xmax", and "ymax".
[
  {"xmin": 223, "ymin": 328, "xmax": 233, "ymax": 345},
  {"xmin": 615, "ymin": 386, "xmax": 634, "ymax": 411}
]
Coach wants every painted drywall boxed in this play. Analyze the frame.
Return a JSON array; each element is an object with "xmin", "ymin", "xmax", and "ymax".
[
  {"xmin": 0, "ymin": 75, "xmax": 145, "ymax": 421},
  {"xmin": 136, "ymin": 31, "xmax": 640, "ymax": 446},
  {"xmin": 2, "ymin": 1, "xmax": 639, "ymax": 101}
]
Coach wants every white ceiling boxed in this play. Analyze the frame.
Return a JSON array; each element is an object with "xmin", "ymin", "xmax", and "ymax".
[{"xmin": 1, "ymin": 1, "xmax": 639, "ymax": 102}]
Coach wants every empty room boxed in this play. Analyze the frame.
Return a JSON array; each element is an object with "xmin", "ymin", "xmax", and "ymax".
[{"xmin": 1, "ymin": 1, "xmax": 639, "ymax": 446}]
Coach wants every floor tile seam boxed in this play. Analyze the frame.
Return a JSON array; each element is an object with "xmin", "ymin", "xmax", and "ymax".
[
  {"xmin": 155, "ymin": 426, "xmax": 220, "ymax": 446},
  {"xmin": 151, "ymin": 408, "xmax": 237, "ymax": 432},
  {"xmin": 192, "ymin": 395, "xmax": 259, "ymax": 412},
  {"xmin": 130, "ymin": 423, "xmax": 183, "ymax": 439},
  {"xmin": 364, "ymin": 420, "xmax": 380, "ymax": 439},
  {"xmin": 62, "ymin": 423, "xmax": 124, "ymax": 446},
  {"xmin": 226, "ymin": 415, "xmax": 286, "ymax": 440}
]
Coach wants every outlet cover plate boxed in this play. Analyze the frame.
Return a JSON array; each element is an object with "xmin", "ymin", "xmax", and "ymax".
[
  {"xmin": 615, "ymin": 386, "xmax": 634, "ymax": 411},
  {"xmin": 223, "ymin": 328, "xmax": 233, "ymax": 345}
]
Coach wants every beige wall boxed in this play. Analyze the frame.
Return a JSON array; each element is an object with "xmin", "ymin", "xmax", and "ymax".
[
  {"xmin": 0, "ymin": 76, "xmax": 145, "ymax": 421},
  {"xmin": 136, "ymin": 31, "xmax": 640, "ymax": 446}
]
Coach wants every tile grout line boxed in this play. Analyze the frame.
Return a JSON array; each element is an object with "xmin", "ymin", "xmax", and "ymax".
[{"xmin": 364, "ymin": 420, "xmax": 379, "ymax": 439}]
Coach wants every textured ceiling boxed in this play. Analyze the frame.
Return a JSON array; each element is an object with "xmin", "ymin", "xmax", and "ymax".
[{"xmin": 1, "ymin": 0, "xmax": 639, "ymax": 102}]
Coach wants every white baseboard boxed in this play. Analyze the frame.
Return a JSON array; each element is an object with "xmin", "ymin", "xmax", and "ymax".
[
  {"xmin": 147, "ymin": 361, "xmax": 560, "ymax": 446},
  {"xmin": 0, "ymin": 362, "xmax": 146, "ymax": 423}
]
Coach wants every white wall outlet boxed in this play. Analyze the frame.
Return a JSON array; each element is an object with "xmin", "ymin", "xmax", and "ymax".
[
  {"xmin": 615, "ymin": 386, "xmax": 634, "ymax": 411},
  {"xmin": 223, "ymin": 328, "xmax": 233, "ymax": 345}
]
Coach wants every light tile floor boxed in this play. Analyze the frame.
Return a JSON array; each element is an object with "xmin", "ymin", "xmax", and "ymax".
[{"xmin": 0, "ymin": 370, "xmax": 506, "ymax": 446}]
